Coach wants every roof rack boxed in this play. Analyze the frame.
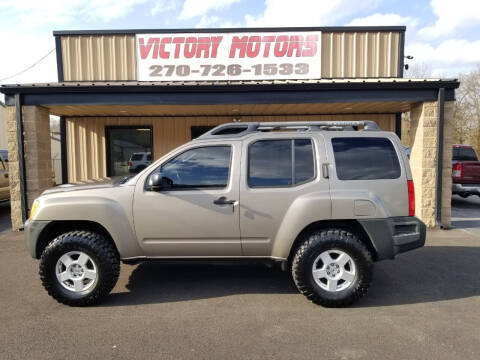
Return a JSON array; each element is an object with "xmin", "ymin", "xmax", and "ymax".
[{"xmin": 196, "ymin": 120, "xmax": 380, "ymax": 140}]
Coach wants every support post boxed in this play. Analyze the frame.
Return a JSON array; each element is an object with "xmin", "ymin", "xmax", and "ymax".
[
  {"xmin": 15, "ymin": 95, "xmax": 27, "ymax": 225},
  {"xmin": 60, "ymin": 116, "xmax": 68, "ymax": 184},
  {"xmin": 435, "ymin": 88, "xmax": 445, "ymax": 226}
]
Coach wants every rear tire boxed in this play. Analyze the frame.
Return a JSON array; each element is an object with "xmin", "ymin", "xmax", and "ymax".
[
  {"xmin": 39, "ymin": 230, "xmax": 120, "ymax": 306},
  {"xmin": 292, "ymin": 229, "xmax": 373, "ymax": 307}
]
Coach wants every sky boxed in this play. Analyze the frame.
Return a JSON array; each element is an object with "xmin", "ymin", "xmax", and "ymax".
[{"xmin": 0, "ymin": 0, "xmax": 479, "ymax": 89}]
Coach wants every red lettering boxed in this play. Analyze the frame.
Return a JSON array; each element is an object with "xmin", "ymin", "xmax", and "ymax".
[
  {"xmin": 302, "ymin": 35, "xmax": 318, "ymax": 57},
  {"xmin": 138, "ymin": 37, "xmax": 159, "ymax": 59},
  {"xmin": 184, "ymin": 37, "xmax": 197, "ymax": 58},
  {"xmin": 210, "ymin": 36, "xmax": 223, "ymax": 58},
  {"xmin": 229, "ymin": 36, "xmax": 247, "ymax": 58},
  {"xmin": 274, "ymin": 36, "xmax": 289, "ymax": 57},
  {"xmin": 287, "ymin": 35, "xmax": 303, "ymax": 57},
  {"xmin": 173, "ymin": 37, "xmax": 185, "ymax": 58},
  {"xmin": 159, "ymin": 37, "xmax": 171, "ymax": 59},
  {"xmin": 196, "ymin": 37, "xmax": 210, "ymax": 58},
  {"xmin": 246, "ymin": 36, "xmax": 261, "ymax": 58},
  {"xmin": 262, "ymin": 36, "xmax": 275, "ymax": 57}
]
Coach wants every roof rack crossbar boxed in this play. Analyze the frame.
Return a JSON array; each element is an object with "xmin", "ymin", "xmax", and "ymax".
[{"xmin": 196, "ymin": 120, "xmax": 379, "ymax": 139}]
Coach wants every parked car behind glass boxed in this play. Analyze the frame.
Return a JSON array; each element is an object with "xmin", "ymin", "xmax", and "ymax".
[{"xmin": 128, "ymin": 152, "xmax": 152, "ymax": 173}]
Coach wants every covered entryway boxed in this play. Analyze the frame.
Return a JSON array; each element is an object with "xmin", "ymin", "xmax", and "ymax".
[{"xmin": 1, "ymin": 77, "xmax": 459, "ymax": 230}]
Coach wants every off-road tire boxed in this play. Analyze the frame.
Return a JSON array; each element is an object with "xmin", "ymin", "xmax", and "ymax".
[
  {"xmin": 39, "ymin": 230, "xmax": 120, "ymax": 306},
  {"xmin": 292, "ymin": 229, "xmax": 373, "ymax": 307}
]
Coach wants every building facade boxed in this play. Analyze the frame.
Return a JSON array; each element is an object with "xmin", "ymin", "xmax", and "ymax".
[{"xmin": 0, "ymin": 26, "xmax": 459, "ymax": 230}]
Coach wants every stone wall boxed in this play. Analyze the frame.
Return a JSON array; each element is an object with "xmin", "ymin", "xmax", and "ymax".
[
  {"xmin": 409, "ymin": 100, "xmax": 454, "ymax": 228},
  {"xmin": 6, "ymin": 106, "xmax": 22, "ymax": 230},
  {"xmin": 6, "ymin": 106, "xmax": 53, "ymax": 230}
]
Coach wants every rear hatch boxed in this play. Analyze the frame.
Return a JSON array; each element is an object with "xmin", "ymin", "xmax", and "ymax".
[{"xmin": 453, "ymin": 146, "xmax": 480, "ymax": 184}]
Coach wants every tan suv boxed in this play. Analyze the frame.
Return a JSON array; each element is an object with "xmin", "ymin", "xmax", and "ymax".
[{"xmin": 25, "ymin": 121, "xmax": 425, "ymax": 307}]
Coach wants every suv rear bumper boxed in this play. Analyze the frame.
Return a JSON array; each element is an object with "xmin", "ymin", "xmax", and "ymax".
[
  {"xmin": 452, "ymin": 183, "xmax": 480, "ymax": 196},
  {"xmin": 359, "ymin": 216, "xmax": 426, "ymax": 261}
]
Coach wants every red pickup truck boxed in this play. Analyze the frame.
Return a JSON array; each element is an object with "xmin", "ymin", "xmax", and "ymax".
[{"xmin": 452, "ymin": 145, "xmax": 480, "ymax": 198}]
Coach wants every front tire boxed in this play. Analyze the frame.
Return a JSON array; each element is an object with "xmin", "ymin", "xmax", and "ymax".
[
  {"xmin": 292, "ymin": 229, "xmax": 373, "ymax": 307},
  {"xmin": 39, "ymin": 230, "xmax": 120, "ymax": 306}
]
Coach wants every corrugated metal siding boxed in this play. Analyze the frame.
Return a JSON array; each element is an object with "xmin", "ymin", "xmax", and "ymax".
[
  {"xmin": 61, "ymin": 35, "xmax": 136, "ymax": 81},
  {"xmin": 66, "ymin": 114, "xmax": 395, "ymax": 183},
  {"xmin": 60, "ymin": 31, "xmax": 401, "ymax": 81},
  {"xmin": 321, "ymin": 31, "xmax": 400, "ymax": 78}
]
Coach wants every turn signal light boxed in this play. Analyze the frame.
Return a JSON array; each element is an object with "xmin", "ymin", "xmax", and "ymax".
[{"xmin": 407, "ymin": 180, "xmax": 415, "ymax": 217}]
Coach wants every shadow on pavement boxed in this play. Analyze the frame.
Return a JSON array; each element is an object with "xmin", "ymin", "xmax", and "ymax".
[
  {"xmin": 103, "ymin": 263, "xmax": 297, "ymax": 306},
  {"xmin": 102, "ymin": 245, "xmax": 480, "ymax": 307}
]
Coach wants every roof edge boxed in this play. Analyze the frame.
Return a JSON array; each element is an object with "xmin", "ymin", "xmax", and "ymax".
[
  {"xmin": 53, "ymin": 26, "xmax": 407, "ymax": 36},
  {"xmin": 0, "ymin": 78, "xmax": 460, "ymax": 96}
]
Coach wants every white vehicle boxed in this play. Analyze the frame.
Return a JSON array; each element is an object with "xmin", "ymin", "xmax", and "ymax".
[{"xmin": 128, "ymin": 152, "xmax": 152, "ymax": 173}]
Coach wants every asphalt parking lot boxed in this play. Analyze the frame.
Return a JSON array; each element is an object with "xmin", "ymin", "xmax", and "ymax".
[{"xmin": 0, "ymin": 201, "xmax": 479, "ymax": 360}]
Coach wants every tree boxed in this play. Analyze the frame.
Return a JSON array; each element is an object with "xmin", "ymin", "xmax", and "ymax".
[{"xmin": 453, "ymin": 65, "xmax": 480, "ymax": 154}]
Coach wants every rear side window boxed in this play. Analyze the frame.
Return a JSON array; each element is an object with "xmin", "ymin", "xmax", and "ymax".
[
  {"xmin": 332, "ymin": 137, "xmax": 401, "ymax": 180},
  {"xmin": 131, "ymin": 154, "xmax": 143, "ymax": 161},
  {"xmin": 248, "ymin": 139, "xmax": 315, "ymax": 187},
  {"xmin": 453, "ymin": 147, "xmax": 478, "ymax": 161}
]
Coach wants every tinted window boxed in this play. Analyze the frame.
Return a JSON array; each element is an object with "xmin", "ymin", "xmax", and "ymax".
[
  {"xmin": 131, "ymin": 154, "xmax": 144, "ymax": 161},
  {"xmin": 159, "ymin": 146, "xmax": 231, "ymax": 189},
  {"xmin": 248, "ymin": 139, "xmax": 315, "ymax": 187},
  {"xmin": 332, "ymin": 137, "xmax": 401, "ymax": 180},
  {"xmin": 147, "ymin": 154, "xmax": 152, "ymax": 161},
  {"xmin": 453, "ymin": 147, "xmax": 478, "ymax": 161},
  {"xmin": 295, "ymin": 139, "xmax": 315, "ymax": 183}
]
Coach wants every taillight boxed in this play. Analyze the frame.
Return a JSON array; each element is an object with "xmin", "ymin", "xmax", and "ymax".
[
  {"xmin": 452, "ymin": 163, "xmax": 462, "ymax": 178},
  {"xmin": 407, "ymin": 180, "xmax": 415, "ymax": 217},
  {"xmin": 128, "ymin": 161, "xmax": 132, "ymax": 167}
]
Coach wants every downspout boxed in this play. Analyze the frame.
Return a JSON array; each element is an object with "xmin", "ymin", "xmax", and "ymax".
[
  {"xmin": 435, "ymin": 88, "xmax": 445, "ymax": 227},
  {"xmin": 59, "ymin": 116, "xmax": 68, "ymax": 184},
  {"xmin": 15, "ymin": 94, "xmax": 28, "ymax": 226}
]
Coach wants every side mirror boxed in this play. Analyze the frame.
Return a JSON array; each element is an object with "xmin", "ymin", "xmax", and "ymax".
[{"xmin": 148, "ymin": 173, "xmax": 173, "ymax": 191}]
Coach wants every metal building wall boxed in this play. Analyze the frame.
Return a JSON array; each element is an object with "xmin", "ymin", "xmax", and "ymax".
[
  {"xmin": 61, "ymin": 35, "xmax": 136, "ymax": 81},
  {"xmin": 59, "ymin": 30, "xmax": 402, "ymax": 81},
  {"xmin": 320, "ymin": 31, "xmax": 400, "ymax": 78},
  {"xmin": 66, "ymin": 114, "xmax": 395, "ymax": 183}
]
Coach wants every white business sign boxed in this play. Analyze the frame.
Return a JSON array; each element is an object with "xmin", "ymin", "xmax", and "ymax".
[{"xmin": 136, "ymin": 31, "xmax": 321, "ymax": 81}]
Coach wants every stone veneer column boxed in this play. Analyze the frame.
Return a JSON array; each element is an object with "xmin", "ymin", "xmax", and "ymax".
[
  {"xmin": 440, "ymin": 101, "xmax": 454, "ymax": 228},
  {"xmin": 409, "ymin": 100, "xmax": 453, "ymax": 228},
  {"xmin": 6, "ymin": 106, "xmax": 22, "ymax": 230},
  {"xmin": 6, "ymin": 105, "xmax": 53, "ymax": 230}
]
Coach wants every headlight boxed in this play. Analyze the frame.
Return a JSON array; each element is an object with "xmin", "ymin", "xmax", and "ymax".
[{"xmin": 29, "ymin": 200, "xmax": 40, "ymax": 220}]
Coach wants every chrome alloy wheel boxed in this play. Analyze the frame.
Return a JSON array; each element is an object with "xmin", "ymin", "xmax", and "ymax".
[
  {"xmin": 55, "ymin": 251, "xmax": 98, "ymax": 293},
  {"xmin": 312, "ymin": 250, "xmax": 357, "ymax": 292}
]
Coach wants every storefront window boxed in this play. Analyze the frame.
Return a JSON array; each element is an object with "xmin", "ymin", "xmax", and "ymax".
[{"xmin": 106, "ymin": 126, "xmax": 153, "ymax": 177}]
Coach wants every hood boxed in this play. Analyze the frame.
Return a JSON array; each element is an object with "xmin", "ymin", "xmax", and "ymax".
[{"xmin": 41, "ymin": 182, "xmax": 116, "ymax": 196}]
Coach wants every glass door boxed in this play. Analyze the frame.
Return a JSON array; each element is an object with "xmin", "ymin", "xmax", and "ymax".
[{"xmin": 106, "ymin": 126, "xmax": 153, "ymax": 178}]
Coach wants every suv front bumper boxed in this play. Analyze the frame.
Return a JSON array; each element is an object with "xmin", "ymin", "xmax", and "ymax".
[{"xmin": 359, "ymin": 216, "xmax": 426, "ymax": 261}]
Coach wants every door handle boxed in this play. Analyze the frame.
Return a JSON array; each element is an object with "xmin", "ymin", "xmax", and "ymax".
[
  {"xmin": 213, "ymin": 196, "xmax": 236, "ymax": 205},
  {"xmin": 322, "ymin": 163, "xmax": 330, "ymax": 179}
]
